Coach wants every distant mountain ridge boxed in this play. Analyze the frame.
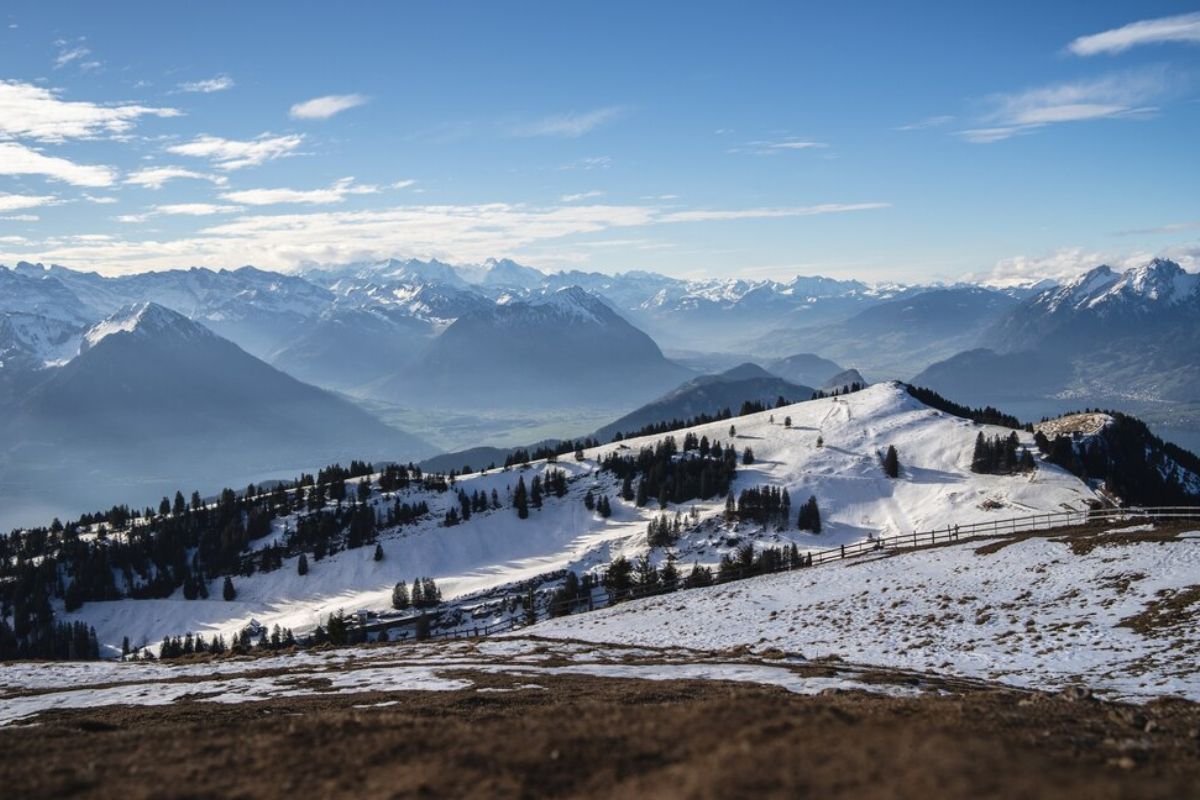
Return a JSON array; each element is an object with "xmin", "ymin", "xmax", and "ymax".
[
  {"xmin": 914, "ymin": 259, "xmax": 1200, "ymax": 440},
  {"xmin": 0, "ymin": 302, "xmax": 432, "ymax": 528},
  {"xmin": 591, "ymin": 363, "xmax": 814, "ymax": 442}
]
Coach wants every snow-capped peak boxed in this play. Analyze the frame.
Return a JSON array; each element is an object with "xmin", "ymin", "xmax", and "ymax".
[
  {"xmin": 83, "ymin": 302, "xmax": 211, "ymax": 350},
  {"xmin": 536, "ymin": 286, "xmax": 612, "ymax": 323},
  {"xmin": 1099, "ymin": 258, "xmax": 1197, "ymax": 305}
]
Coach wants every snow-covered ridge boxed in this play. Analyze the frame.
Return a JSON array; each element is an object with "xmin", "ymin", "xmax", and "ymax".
[
  {"xmin": 82, "ymin": 301, "xmax": 213, "ymax": 350},
  {"xmin": 1039, "ymin": 258, "xmax": 1198, "ymax": 314},
  {"xmin": 63, "ymin": 382, "xmax": 1098, "ymax": 655}
]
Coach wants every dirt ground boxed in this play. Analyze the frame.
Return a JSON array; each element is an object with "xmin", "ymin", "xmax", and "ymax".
[{"xmin": 3, "ymin": 671, "xmax": 1199, "ymax": 800}]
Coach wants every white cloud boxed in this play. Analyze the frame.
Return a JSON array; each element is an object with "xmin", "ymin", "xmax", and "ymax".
[
  {"xmin": 659, "ymin": 203, "xmax": 888, "ymax": 223},
  {"xmin": 176, "ymin": 75, "xmax": 235, "ymax": 94},
  {"xmin": 220, "ymin": 177, "xmax": 378, "ymax": 206},
  {"xmin": 1069, "ymin": 12, "xmax": 1200, "ymax": 56},
  {"xmin": 1114, "ymin": 219, "xmax": 1200, "ymax": 236},
  {"xmin": 561, "ymin": 190, "xmax": 605, "ymax": 202},
  {"xmin": 166, "ymin": 133, "xmax": 304, "ymax": 170},
  {"xmin": 511, "ymin": 107, "xmax": 622, "ymax": 138},
  {"xmin": 155, "ymin": 203, "xmax": 243, "ymax": 216},
  {"xmin": 289, "ymin": 93, "xmax": 368, "ymax": 120},
  {"xmin": 125, "ymin": 165, "xmax": 228, "ymax": 189},
  {"xmin": 0, "ymin": 141, "xmax": 116, "ymax": 186},
  {"xmin": 54, "ymin": 43, "xmax": 90, "ymax": 69},
  {"xmin": 0, "ymin": 80, "xmax": 179, "ymax": 142},
  {"xmin": 972, "ymin": 245, "xmax": 1200, "ymax": 286},
  {"xmin": 0, "ymin": 214, "xmax": 39, "ymax": 222},
  {"xmin": 894, "ymin": 115, "xmax": 955, "ymax": 131},
  {"xmin": 390, "ymin": 179, "xmax": 417, "ymax": 189},
  {"xmin": 730, "ymin": 138, "xmax": 829, "ymax": 155},
  {"xmin": 82, "ymin": 193, "xmax": 119, "ymax": 204},
  {"xmin": 960, "ymin": 69, "xmax": 1168, "ymax": 142},
  {"xmin": 117, "ymin": 203, "xmax": 243, "ymax": 224},
  {"xmin": 0, "ymin": 192, "xmax": 57, "ymax": 212},
  {"xmin": 559, "ymin": 156, "xmax": 612, "ymax": 170},
  {"xmin": 0, "ymin": 199, "xmax": 890, "ymax": 275}
]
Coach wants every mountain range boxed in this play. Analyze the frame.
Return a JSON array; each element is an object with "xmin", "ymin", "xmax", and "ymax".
[
  {"xmin": 2, "ymin": 254, "xmax": 1198, "ymax": 527},
  {"xmin": 914, "ymin": 259, "xmax": 1200, "ymax": 439}
]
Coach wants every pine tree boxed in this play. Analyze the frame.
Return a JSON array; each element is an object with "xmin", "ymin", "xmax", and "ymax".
[
  {"xmin": 392, "ymin": 581, "xmax": 410, "ymax": 610},
  {"xmin": 797, "ymin": 496, "xmax": 822, "ymax": 533},
  {"xmin": 883, "ymin": 445, "xmax": 900, "ymax": 479},
  {"xmin": 742, "ymin": 447, "xmax": 755, "ymax": 465},
  {"xmin": 513, "ymin": 476, "xmax": 529, "ymax": 519},
  {"xmin": 298, "ymin": 553, "xmax": 309, "ymax": 576},
  {"xmin": 373, "ymin": 543, "xmax": 384, "ymax": 561},
  {"xmin": 222, "ymin": 576, "xmax": 236, "ymax": 601},
  {"xmin": 524, "ymin": 589, "xmax": 538, "ymax": 626}
]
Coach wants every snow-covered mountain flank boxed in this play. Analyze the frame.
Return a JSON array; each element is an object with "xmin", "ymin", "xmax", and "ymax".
[{"xmin": 52, "ymin": 383, "xmax": 1106, "ymax": 655}]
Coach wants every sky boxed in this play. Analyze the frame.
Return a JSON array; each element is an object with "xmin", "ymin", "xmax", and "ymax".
[{"xmin": 0, "ymin": 1, "xmax": 1197, "ymax": 284}]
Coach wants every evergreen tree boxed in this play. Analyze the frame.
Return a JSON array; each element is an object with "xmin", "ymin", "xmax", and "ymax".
[
  {"xmin": 742, "ymin": 447, "xmax": 755, "ymax": 465},
  {"xmin": 883, "ymin": 445, "xmax": 900, "ymax": 478},
  {"xmin": 298, "ymin": 553, "xmax": 309, "ymax": 575},
  {"xmin": 222, "ymin": 576, "xmax": 236, "ymax": 601},
  {"xmin": 373, "ymin": 543, "xmax": 384, "ymax": 561},
  {"xmin": 797, "ymin": 496, "xmax": 822, "ymax": 533},
  {"xmin": 392, "ymin": 581, "xmax": 410, "ymax": 610},
  {"xmin": 513, "ymin": 476, "xmax": 529, "ymax": 519}
]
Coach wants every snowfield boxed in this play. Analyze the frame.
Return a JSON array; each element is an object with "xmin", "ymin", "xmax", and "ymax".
[
  {"xmin": 63, "ymin": 382, "xmax": 1100, "ymax": 654},
  {"xmin": 525, "ymin": 526, "xmax": 1200, "ymax": 702}
]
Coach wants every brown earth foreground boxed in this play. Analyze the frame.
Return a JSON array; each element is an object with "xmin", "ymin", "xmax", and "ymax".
[{"xmin": 3, "ymin": 671, "xmax": 1199, "ymax": 800}]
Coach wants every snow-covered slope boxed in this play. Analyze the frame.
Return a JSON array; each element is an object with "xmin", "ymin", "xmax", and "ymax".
[
  {"xmin": 525, "ymin": 524, "xmax": 1200, "ymax": 702},
  {"xmin": 64, "ymin": 382, "xmax": 1098, "ymax": 653}
]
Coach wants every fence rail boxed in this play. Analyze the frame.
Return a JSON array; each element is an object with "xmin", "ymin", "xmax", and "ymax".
[{"xmin": 363, "ymin": 505, "xmax": 1200, "ymax": 644}]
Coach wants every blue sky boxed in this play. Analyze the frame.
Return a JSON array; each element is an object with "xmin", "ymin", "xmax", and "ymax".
[{"xmin": 0, "ymin": 1, "xmax": 1197, "ymax": 283}]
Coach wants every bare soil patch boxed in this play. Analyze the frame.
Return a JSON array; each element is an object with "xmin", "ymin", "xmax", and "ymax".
[{"xmin": 3, "ymin": 673, "xmax": 1199, "ymax": 800}]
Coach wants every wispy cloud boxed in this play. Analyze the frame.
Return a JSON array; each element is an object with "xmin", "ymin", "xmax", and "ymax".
[
  {"xmin": 0, "ymin": 141, "xmax": 116, "ymax": 186},
  {"xmin": 1069, "ymin": 12, "xmax": 1200, "ymax": 56},
  {"xmin": 659, "ymin": 203, "xmax": 888, "ymax": 223},
  {"xmin": 125, "ymin": 165, "xmax": 228, "ymax": 190},
  {"xmin": 960, "ymin": 69, "xmax": 1168, "ymax": 142},
  {"xmin": 82, "ymin": 193, "xmax": 119, "ymax": 204},
  {"xmin": 511, "ymin": 107, "xmax": 622, "ymax": 138},
  {"xmin": 176, "ymin": 75, "xmax": 234, "ymax": 94},
  {"xmin": 976, "ymin": 245, "xmax": 1200, "ymax": 285},
  {"xmin": 559, "ymin": 156, "xmax": 612, "ymax": 171},
  {"xmin": 894, "ymin": 114, "xmax": 955, "ymax": 131},
  {"xmin": 1114, "ymin": 219, "xmax": 1200, "ymax": 236},
  {"xmin": 0, "ymin": 192, "xmax": 57, "ymax": 212},
  {"xmin": 289, "ymin": 93, "xmax": 368, "ymax": 120},
  {"xmin": 560, "ymin": 190, "xmax": 605, "ymax": 202},
  {"xmin": 0, "ymin": 214, "xmax": 39, "ymax": 222},
  {"xmin": 0, "ymin": 199, "xmax": 888, "ymax": 274},
  {"xmin": 730, "ymin": 138, "xmax": 828, "ymax": 155},
  {"xmin": 220, "ymin": 177, "xmax": 378, "ymax": 206},
  {"xmin": 53, "ymin": 40, "xmax": 92, "ymax": 69},
  {"xmin": 390, "ymin": 179, "xmax": 417, "ymax": 190},
  {"xmin": 166, "ymin": 133, "xmax": 304, "ymax": 170},
  {"xmin": 117, "ymin": 203, "xmax": 243, "ymax": 223},
  {"xmin": 0, "ymin": 80, "xmax": 179, "ymax": 142}
]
